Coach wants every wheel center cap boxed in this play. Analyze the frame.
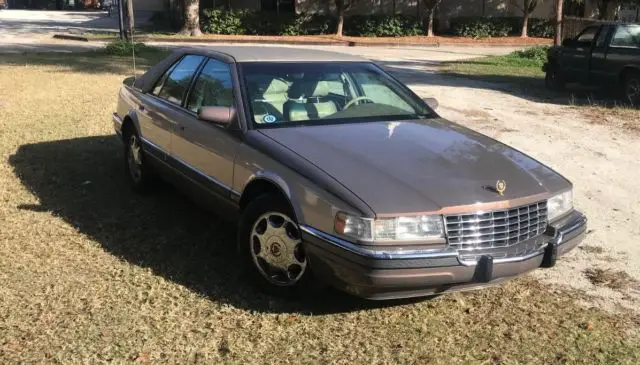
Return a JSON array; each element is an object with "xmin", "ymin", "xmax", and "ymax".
[{"xmin": 269, "ymin": 241, "xmax": 282, "ymax": 257}]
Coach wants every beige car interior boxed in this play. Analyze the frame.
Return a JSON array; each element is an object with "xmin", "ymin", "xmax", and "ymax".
[{"xmin": 249, "ymin": 76, "xmax": 342, "ymax": 123}]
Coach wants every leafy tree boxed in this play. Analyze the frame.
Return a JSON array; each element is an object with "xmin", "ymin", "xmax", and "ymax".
[
  {"xmin": 180, "ymin": 0, "xmax": 203, "ymax": 36},
  {"xmin": 422, "ymin": 0, "xmax": 442, "ymax": 37},
  {"xmin": 515, "ymin": 0, "xmax": 541, "ymax": 37}
]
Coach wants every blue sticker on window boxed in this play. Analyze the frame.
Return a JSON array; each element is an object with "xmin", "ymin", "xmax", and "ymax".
[{"xmin": 263, "ymin": 114, "xmax": 277, "ymax": 123}]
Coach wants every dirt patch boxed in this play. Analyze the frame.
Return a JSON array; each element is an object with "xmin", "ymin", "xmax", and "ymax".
[
  {"xmin": 576, "ymin": 105, "xmax": 640, "ymax": 133},
  {"xmin": 584, "ymin": 268, "xmax": 640, "ymax": 291},
  {"xmin": 579, "ymin": 245, "xmax": 605, "ymax": 255}
]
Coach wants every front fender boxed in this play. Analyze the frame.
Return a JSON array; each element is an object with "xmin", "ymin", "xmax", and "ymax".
[{"xmin": 234, "ymin": 132, "xmax": 374, "ymax": 237}]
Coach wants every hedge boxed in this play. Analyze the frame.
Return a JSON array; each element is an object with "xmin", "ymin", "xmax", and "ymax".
[
  {"xmin": 201, "ymin": 10, "xmax": 424, "ymax": 37},
  {"xmin": 200, "ymin": 11, "xmax": 554, "ymax": 38},
  {"xmin": 450, "ymin": 16, "xmax": 554, "ymax": 38}
]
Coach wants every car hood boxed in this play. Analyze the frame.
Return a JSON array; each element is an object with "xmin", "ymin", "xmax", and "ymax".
[{"xmin": 259, "ymin": 119, "xmax": 571, "ymax": 215}]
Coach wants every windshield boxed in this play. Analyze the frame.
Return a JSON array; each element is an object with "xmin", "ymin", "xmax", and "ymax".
[{"xmin": 239, "ymin": 62, "xmax": 433, "ymax": 128}]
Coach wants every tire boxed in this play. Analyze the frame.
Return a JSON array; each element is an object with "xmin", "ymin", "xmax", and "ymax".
[
  {"xmin": 123, "ymin": 126, "xmax": 154, "ymax": 192},
  {"xmin": 238, "ymin": 194, "xmax": 316, "ymax": 297},
  {"xmin": 622, "ymin": 71, "xmax": 640, "ymax": 106},
  {"xmin": 545, "ymin": 66, "xmax": 565, "ymax": 91}
]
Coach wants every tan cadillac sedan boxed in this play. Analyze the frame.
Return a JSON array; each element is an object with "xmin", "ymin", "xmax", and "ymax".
[{"xmin": 113, "ymin": 47, "xmax": 587, "ymax": 299}]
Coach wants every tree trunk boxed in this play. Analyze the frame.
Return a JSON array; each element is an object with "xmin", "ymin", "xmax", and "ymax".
[
  {"xmin": 554, "ymin": 0, "xmax": 563, "ymax": 46},
  {"xmin": 427, "ymin": 8, "xmax": 435, "ymax": 37},
  {"xmin": 126, "ymin": 0, "xmax": 135, "ymax": 38},
  {"xmin": 521, "ymin": 11, "xmax": 530, "ymax": 38},
  {"xmin": 180, "ymin": 0, "xmax": 202, "ymax": 36},
  {"xmin": 335, "ymin": 0, "xmax": 345, "ymax": 37}
]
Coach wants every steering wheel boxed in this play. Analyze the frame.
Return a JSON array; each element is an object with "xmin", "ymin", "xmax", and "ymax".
[{"xmin": 343, "ymin": 96, "xmax": 375, "ymax": 110}]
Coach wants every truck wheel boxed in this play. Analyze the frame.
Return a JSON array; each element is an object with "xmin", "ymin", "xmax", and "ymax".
[
  {"xmin": 545, "ymin": 67, "xmax": 565, "ymax": 91},
  {"xmin": 238, "ymin": 194, "xmax": 317, "ymax": 297},
  {"xmin": 623, "ymin": 71, "xmax": 640, "ymax": 106}
]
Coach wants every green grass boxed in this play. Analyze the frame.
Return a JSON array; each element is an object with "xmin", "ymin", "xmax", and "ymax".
[
  {"xmin": 441, "ymin": 47, "xmax": 547, "ymax": 81},
  {"xmin": 0, "ymin": 51, "xmax": 639, "ymax": 364}
]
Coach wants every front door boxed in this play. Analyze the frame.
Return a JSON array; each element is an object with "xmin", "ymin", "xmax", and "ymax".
[
  {"xmin": 560, "ymin": 26, "xmax": 599, "ymax": 83},
  {"xmin": 171, "ymin": 58, "xmax": 239, "ymax": 197}
]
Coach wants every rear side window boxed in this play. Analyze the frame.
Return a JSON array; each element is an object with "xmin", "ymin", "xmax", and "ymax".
[
  {"xmin": 154, "ymin": 55, "xmax": 205, "ymax": 105},
  {"xmin": 611, "ymin": 25, "xmax": 640, "ymax": 49}
]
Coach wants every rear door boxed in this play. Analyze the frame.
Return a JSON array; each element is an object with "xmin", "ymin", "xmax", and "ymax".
[
  {"xmin": 141, "ymin": 54, "xmax": 205, "ymax": 158},
  {"xmin": 560, "ymin": 26, "xmax": 600, "ymax": 83},
  {"xmin": 170, "ymin": 57, "xmax": 240, "ymax": 197}
]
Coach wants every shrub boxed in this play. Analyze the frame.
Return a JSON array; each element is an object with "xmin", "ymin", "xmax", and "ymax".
[
  {"xmin": 451, "ymin": 17, "xmax": 512, "ymax": 38},
  {"xmin": 105, "ymin": 40, "xmax": 151, "ymax": 56},
  {"xmin": 345, "ymin": 15, "xmax": 422, "ymax": 37},
  {"xmin": 200, "ymin": 10, "xmax": 422, "ymax": 37},
  {"xmin": 450, "ymin": 16, "xmax": 553, "ymax": 38},
  {"xmin": 528, "ymin": 19, "xmax": 555, "ymax": 38},
  {"xmin": 200, "ymin": 9, "xmax": 247, "ymax": 35},
  {"xmin": 514, "ymin": 45, "xmax": 551, "ymax": 65}
]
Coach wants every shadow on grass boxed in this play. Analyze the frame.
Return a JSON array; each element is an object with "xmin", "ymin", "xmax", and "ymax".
[
  {"xmin": 0, "ymin": 50, "xmax": 170, "ymax": 75},
  {"xmin": 9, "ymin": 136, "xmax": 428, "ymax": 315},
  {"xmin": 381, "ymin": 59, "xmax": 635, "ymax": 109}
]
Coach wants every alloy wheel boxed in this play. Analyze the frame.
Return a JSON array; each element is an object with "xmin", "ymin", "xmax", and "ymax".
[{"xmin": 127, "ymin": 134, "xmax": 143, "ymax": 183}]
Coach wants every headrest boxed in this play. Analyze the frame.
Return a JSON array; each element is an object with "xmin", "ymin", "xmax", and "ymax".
[{"xmin": 288, "ymin": 80, "xmax": 331, "ymax": 99}]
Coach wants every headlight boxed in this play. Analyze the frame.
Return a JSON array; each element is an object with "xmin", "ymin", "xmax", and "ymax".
[
  {"xmin": 547, "ymin": 190, "xmax": 573, "ymax": 222},
  {"xmin": 335, "ymin": 212, "xmax": 444, "ymax": 242},
  {"xmin": 374, "ymin": 215, "xmax": 444, "ymax": 241}
]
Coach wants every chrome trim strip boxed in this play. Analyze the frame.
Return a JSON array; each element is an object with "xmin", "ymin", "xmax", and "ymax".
[
  {"xmin": 300, "ymin": 225, "xmax": 459, "ymax": 260},
  {"xmin": 139, "ymin": 136, "xmax": 234, "ymax": 193},
  {"xmin": 112, "ymin": 112, "xmax": 123, "ymax": 126},
  {"xmin": 550, "ymin": 211, "xmax": 587, "ymax": 246}
]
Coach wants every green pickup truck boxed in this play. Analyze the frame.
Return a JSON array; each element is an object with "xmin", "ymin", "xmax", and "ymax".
[{"xmin": 544, "ymin": 24, "xmax": 640, "ymax": 104}]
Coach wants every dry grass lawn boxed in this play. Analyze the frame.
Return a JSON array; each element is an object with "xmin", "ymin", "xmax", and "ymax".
[{"xmin": 1, "ymin": 51, "xmax": 639, "ymax": 364}]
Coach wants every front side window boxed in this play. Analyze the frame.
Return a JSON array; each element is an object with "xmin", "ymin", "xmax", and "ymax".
[
  {"xmin": 611, "ymin": 25, "xmax": 640, "ymax": 48},
  {"xmin": 155, "ymin": 55, "xmax": 204, "ymax": 105},
  {"xmin": 240, "ymin": 62, "xmax": 433, "ymax": 127},
  {"xmin": 186, "ymin": 58, "xmax": 234, "ymax": 113},
  {"xmin": 595, "ymin": 26, "xmax": 610, "ymax": 48},
  {"xmin": 576, "ymin": 26, "xmax": 599, "ymax": 44}
]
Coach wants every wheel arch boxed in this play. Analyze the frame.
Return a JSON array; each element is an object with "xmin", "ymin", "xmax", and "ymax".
[
  {"xmin": 121, "ymin": 110, "xmax": 141, "ymax": 141},
  {"xmin": 619, "ymin": 66, "xmax": 640, "ymax": 84},
  {"xmin": 239, "ymin": 175, "xmax": 302, "ymax": 224}
]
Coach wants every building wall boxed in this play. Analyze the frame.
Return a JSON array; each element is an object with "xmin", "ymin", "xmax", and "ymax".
[{"xmin": 133, "ymin": 0, "xmax": 164, "ymax": 12}]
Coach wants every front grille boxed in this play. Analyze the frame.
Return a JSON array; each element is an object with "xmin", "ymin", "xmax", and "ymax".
[{"xmin": 445, "ymin": 201, "xmax": 548, "ymax": 250}]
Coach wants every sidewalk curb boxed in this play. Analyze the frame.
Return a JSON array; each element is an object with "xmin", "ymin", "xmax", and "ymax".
[{"xmin": 53, "ymin": 34, "xmax": 89, "ymax": 42}]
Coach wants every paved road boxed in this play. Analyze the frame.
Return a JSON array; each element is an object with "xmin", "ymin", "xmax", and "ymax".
[
  {"xmin": 0, "ymin": 9, "xmax": 523, "ymax": 60},
  {"xmin": 0, "ymin": 9, "xmax": 151, "ymax": 53}
]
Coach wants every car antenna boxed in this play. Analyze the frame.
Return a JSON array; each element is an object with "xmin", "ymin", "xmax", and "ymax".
[{"xmin": 131, "ymin": 19, "xmax": 137, "ymax": 82}]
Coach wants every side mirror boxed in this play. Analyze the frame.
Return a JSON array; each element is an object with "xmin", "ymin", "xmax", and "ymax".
[
  {"xmin": 423, "ymin": 97, "xmax": 439, "ymax": 110},
  {"xmin": 198, "ymin": 106, "xmax": 235, "ymax": 126}
]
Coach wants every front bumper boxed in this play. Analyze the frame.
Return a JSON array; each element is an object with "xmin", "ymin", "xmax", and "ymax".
[
  {"xmin": 113, "ymin": 112, "xmax": 123, "ymax": 139},
  {"xmin": 301, "ymin": 210, "xmax": 587, "ymax": 300}
]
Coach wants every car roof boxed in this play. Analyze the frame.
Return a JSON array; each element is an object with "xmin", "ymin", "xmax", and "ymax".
[{"xmin": 178, "ymin": 46, "xmax": 367, "ymax": 63}]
